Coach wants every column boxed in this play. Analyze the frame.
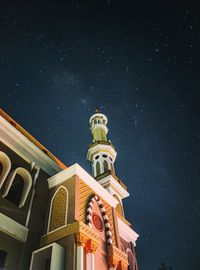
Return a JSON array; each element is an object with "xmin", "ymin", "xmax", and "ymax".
[
  {"xmin": 86, "ymin": 253, "xmax": 95, "ymax": 270},
  {"xmin": 85, "ymin": 239, "xmax": 98, "ymax": 270},
  {"xmin": 76, "ymin": 233, "xmax": 88, "ymax": 270},
  {"xmin": 76, "ymin": 245, "xmax": 84, "ymax": 270}
]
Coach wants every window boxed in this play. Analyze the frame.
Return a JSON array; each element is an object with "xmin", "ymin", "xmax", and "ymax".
[
  {"xmin": 103, "ymin": 160, "xmax": 109, "ymax": 172},
  {"xmin": 0, "ymin": 152, "xmax": 11, "ymax": 189},
  {"xmin": 3, "ymin": 167, "xmax": 32, "ymax": 208},
  {"xmin": 48, "ymin": 186, "xmax": 68, "ymax": 232},
  {"xmin": 102, "ymin": 154, "xmax": 107, "ymax": 158},
  {"xmin": 95, "ymin": 155, "xmax": 99, "ymax": 160},
  {"xmin": 6, "ymin": 174, "xmax": 24, "ymax": 205},
  {"xmin": 96, "ymin": 162, "xmax": 100, "ymax": 176},
  {"xmin": 0, "ymin": 249, "xmax": 7, "ymax": 269}
]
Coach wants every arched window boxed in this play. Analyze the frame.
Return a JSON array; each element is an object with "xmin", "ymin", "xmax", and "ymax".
[
  {"xmin": 96, "ymin": 161, "xmax": 100, "ymax": 176},
  {"xmin": 6, "ymin": 174, "xmax": 24, "ymax": 205},
  {"xmin": 103, "ymin": 160, "xmax": 109, "ymax": 172},
  {"xmin": 3, "ymin": 167, "xmax": 32, "ymax": 208},
  {"xmin": 127, "ymin": 249, "xmax": 135, "ymax": 270},
  {"xmin": 48, "ymin": 186, "xmax": 68, "ymax": 233},
  {"xmin": 0, "ymin": 152, "xmax": 11, "ymax": 189},
  {"xmin": 113, "ymin": 194, "xmax": 124, "ymax": 217}
]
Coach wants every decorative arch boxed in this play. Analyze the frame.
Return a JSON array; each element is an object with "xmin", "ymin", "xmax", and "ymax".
[
  {"xmin": 86, "ymin": 195, "xmax": 112, "ymax": 245},
  {"xmin": 0, "ymin": 151, "xmax": 11, "ymax": 189},
  {"xmin": 3, "ymin": 167, "xmax": 32, "ymax": 208},
  {"xmin": 113, "ymin": 194, "xmax": 124, "ymax": 217},
  {"xmin": 48, "ymin": 186, "xmax": 68, "ymax": 233}
]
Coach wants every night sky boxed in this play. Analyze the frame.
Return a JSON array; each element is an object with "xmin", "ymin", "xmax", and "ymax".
[{"xmin": 0, "ymin": 1, "xmax": 200, "ymax": 269}]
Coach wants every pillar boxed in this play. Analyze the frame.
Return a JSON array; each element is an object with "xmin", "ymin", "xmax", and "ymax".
[
  {"xmin": 76, "ymin": 245, "xmax": 84, "ymax": 270},
  {"xmin": 75, "ymin": 233, "xmax": 88, "ymax": 270},
  {"xmin": 86, "ymin": 253, "xmax": 95, "ymax": 270},
  {"xmin": 85, "ymin": 239, "xmax": 98, "ymax": 270}
]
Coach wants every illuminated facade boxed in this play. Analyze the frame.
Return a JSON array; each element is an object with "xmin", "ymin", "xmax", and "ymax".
[{"xmin": 0, "ymin": 109, "xmax": 139, "ymax": 270}]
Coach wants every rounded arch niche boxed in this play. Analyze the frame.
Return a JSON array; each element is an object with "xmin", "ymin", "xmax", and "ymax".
[{"xmin": 48, "ymin": 186, "xmax": 68, "ymax": 233}]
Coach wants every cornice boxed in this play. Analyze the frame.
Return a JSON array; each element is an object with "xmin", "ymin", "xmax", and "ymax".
[
  {"xmin": 117, "ymin": 217, "xmax": 139, "ymax": 247},
  {"xmin": 98, "ymin": 175, "xmax": 129, "ymax": 199},
  {"xmin": 41, "ymin": 221, "xmax": 100, "ymax": 247},
  {"xmin": 0, "ymin": 213, "xmax": 28, "ymax": 242},
  {"xmin": 0, "ymin": 115, "xmax": 62, "ymax": 175},
  {"xmin": 48, "ymin": 163, "xmax": 118, "ymax": 207},
  {"xmin": 87, "ymin": 143, "xmax": 117, "ymax": 161}
]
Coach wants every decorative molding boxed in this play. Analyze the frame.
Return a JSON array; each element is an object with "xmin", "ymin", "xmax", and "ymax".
[
  {"xmin": 86, "ymin": 195, "xmax": 113, "ymax": 245},
  {"xmin": 48, "ymin": 164, "xmax": 118, "ymax": 208},
  {"xmin": 0, "ymin": 213, "xmax": 28, "ymax": 242},
  {"xmin": 75, "ymin": 232, "xmax": 89, "ymax": 247},
  {"xmin": 85, "ymin": 239, "xmax": 98, "ymax": 254},
  {"xmin": 98, "ymin": 175, "xmax": 129, "ymax": 199},
  {"xmin": 41, "ymin": 221, "xmax": 100, "ymax": 247},
  {"xmin": 87, "ymin": 144, "xmax": 117, "ymax": 162},
  {"xmin": 108, "ymin": 244, "xmax": 128, "ymax": 268},
  {"xmin": 0, "ymin": 115, "xmax": 62, "ymax": 175},
  {"xmin": 117, "ymin": 217, "xmax": 139, "ymax": 247}
]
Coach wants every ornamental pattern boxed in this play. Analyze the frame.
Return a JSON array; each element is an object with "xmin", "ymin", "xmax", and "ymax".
[
  {"xmin": 92, "ymin": 212, "xmax": 103, "ymax": 232},
  {"xmin": 86, "ymin": 195, "xmax": 113, "ymax": 245},
  {"xmin": 49, "ymin": 186, "xmax": 67, "ymax": 232}
]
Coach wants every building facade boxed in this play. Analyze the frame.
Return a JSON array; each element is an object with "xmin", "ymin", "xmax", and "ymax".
[{"xmin": 0, "ymin": 108, "xmax": 139, "ymax": 270}]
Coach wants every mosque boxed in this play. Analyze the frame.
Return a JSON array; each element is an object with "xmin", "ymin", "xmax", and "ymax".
[{"xmin": 0, "ymin": 108, "xmax": 139, "ymax": 270}]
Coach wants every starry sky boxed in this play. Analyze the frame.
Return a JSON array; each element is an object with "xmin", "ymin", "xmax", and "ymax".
[{"xmin": 0, "ymin": 1, "xmax": 200, "ymax": 269}]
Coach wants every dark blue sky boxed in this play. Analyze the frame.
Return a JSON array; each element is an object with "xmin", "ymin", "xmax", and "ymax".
[{"xmin": 0, "ymin": 1, "xmax": 200, "ymax": 269}]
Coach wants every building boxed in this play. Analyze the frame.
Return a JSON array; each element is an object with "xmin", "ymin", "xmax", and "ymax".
[{"xmin": 0, "ymin": 108, "xmax": 139, "ymax": 270}]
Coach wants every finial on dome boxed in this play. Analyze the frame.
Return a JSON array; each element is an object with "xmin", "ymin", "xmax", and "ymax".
[{"xmin": 95, "ymin": 108, "xmax": 100, "ymax": 113}]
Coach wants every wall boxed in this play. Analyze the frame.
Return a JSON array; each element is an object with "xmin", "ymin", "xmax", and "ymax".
[
  {"xmin": 0, "ymin": 141, "xmax": 51, "ymax": 270},
  {"xmin": 0, "ymin": 231, "xmax": 22, "ymax": 270}
]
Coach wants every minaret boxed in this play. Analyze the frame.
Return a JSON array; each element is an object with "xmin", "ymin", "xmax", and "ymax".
[
  {"xmin": 87, "ymin": 109, "xmax": 117, "ymax": 178},
  {"xmin": 87, "ymin": 110, "xmax": 129, "ymax": 217}
]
